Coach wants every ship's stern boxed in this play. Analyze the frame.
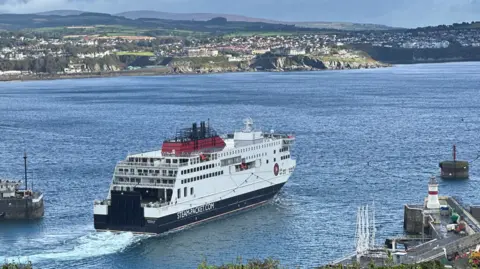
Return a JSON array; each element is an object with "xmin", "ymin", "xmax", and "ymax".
[
  {"xmin": 94, "ymin": 190, "xmax": 155, "ymax": 233},
  {"xmin": 93, "ymin": 200, "xmax": 109, "ymax": 230}
]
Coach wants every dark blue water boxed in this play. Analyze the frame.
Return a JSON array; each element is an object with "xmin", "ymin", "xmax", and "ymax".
[{"xmin": 1, "ymin": 62, "xmax": 480, "ymax": 269}]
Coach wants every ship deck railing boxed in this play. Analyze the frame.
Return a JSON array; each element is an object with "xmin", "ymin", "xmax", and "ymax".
[
  {"xmin": 124, "ymin": 132, "xmax": 296, "ymax": 160},
  {"xmin": 112, "ymin": 181, "xmax": 174, "ymax": 188},
  {"xmin": 126, "ymin": 149, "xmax": 225, "ymax": 159},
  {"xmin": 114, "ymin": 172, "xmax": 177, "ymax": 178},
  {"xmin": 117, "ymin": 161, "xmax": 189, "ymax": 168},
  {"xmin": 94, "ymin": 200, "xmax": 110, "ymax": 206},
  {"xmin": 1, "ymin": 192, "xmax": 44, "ymax": 202},
  {"xmin": 223, "ymin": 131, "xmax": 295, "ymax": 139},
  {"xmin": 32, "ymin": 193, "xmax": 43, "ymax": 203},
  {"xmin": 94, "ymin": 199, "xmax": 171, "ymax": 209},
  {"xmin": 142, "ymin": 201, "xmax": 170, "ymax": 208}
]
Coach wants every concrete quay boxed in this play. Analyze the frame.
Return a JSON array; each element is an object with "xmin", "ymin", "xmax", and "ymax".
[{"xmin": 327, "ymin": 177, "xmax": 480, "ymax": 268}]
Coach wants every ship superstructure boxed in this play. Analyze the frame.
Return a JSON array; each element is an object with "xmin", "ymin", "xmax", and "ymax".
[
  {"xmin": 0, "ymin": 153, "xmax": 44, "ymax": 220},
  {"xmin": 94, "ymin": 118, "xmax": 296, "ymax": 234}
]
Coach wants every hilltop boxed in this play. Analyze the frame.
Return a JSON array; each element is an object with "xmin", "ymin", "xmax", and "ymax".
[
  {"xmin": 23, "ymin": 9, "xmax": 396, "ymax": 31},
  {"xmin": 410, "ymin": 21, "xmax": 480, "ymax": 31},
  {"xmin": 115, "ymin": 10, "xmax": 280, "ymax": 24},
  {"xmin": 35, "ymin": 10, "xmax": 85, "ymax": 16},
  {"xmin": 0, "ymin": 12, "xmax": 320, "ymax": 35},
  {"xmin": 295, "ymin": 21, "xmax": 399, "ymax": 31}
]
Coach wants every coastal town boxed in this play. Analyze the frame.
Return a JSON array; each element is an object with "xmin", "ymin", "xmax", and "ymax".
[
  {"xmin": 3, "ymin": 5, "xmax": 480, "ymax": 269},
  {"xmin": 0, "ymin": 23, "xmax": 479, "ymax": 78}
]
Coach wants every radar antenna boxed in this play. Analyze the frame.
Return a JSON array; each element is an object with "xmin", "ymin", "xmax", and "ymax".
[{"xmin": 243, "ymin": 118, "xmax": 254, "ymax": 132}]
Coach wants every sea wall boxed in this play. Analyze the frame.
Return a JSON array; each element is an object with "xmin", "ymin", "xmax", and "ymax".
[
  {"xmin": 404, "ymin": 205, "xmax": 425, "ymax": 234},
  {"xmin": 0, "ymin": 198, "xmax": 44, "ymax": 219}
]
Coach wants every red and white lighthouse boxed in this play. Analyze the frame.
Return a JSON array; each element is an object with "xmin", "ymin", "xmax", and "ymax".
[{"xmin": 426, "ymin": 176, "xmax": 440, "ymax": 209}]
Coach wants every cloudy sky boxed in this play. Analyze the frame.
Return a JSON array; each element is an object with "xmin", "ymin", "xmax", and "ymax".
[{"xmin": 0, "ymin": 0, "xmax": 479, "ymax": 28}]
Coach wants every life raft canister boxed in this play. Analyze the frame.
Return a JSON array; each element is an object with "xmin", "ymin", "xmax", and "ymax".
[
  {"xmin": 240, "ymin": 158, "xmax": 246, "ymax": 169},
  {"xmin": 273, "ymin": 163, "xmax": 279, "ymax": 176}
]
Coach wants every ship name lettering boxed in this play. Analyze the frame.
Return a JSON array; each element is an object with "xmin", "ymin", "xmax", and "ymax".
[{"xmin": 177, "ymin": 203, "xmax": 215, "ymax": 219}]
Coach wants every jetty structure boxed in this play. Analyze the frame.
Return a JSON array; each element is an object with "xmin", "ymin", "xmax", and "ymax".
[
  {"xmin": 439, "ymin": 145, "xmax": 469, "ymax": 179},
  {"xmin": 328, "ymin": 176, "xmax": 480, "ymax": 267},
  {"xmin": 0, "ymin": 152, "xmax": 44, "ymax": 220},
  {"xmin": 328, "ymin": 203, "xmax": 391, "ymax": 267}
]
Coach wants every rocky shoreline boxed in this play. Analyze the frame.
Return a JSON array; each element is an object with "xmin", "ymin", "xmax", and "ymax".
[{"xmin": 0, "ymin": 56, "xmax": 391, "ymax": 82}]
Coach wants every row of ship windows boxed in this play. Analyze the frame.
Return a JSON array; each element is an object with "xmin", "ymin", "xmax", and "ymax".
[
  {"xmin": 246, "ymin": 152, "xmax": 267, "ymax": 160},
  {"xmin": 190, "ymin": 155, "xmax": 217, "ymax": 165},
  {"xmin": 179, "ymin": 147, "xmax": 288, "ymax": 175},
  {"xmin": 218, "ymin": 148, "xmax": 284, "ymax": 166},
  {"xmin": 118, "ymin": 168, "xmax": 177, "ymax": 177},
  {"xmin": 281, "ymin": 154, "xmax": 291, "ymax": 160},
  {"xmin": 181, "ymin": 163, "xmax": 218, "ymax": 175},
  {"xmin": 181, "ymin": 170, "xmax": 224, "ymax": 184},
  {"xmin": 218, "ymin": 141, "xmax": 281, "ymax": 158},
  {"xmin": 178, "ymin": 187, "xmax": 194, "ymax": 199},
  {"xmin": 116, "ymin": 177, "xmax": 174, "ymax": 185}
]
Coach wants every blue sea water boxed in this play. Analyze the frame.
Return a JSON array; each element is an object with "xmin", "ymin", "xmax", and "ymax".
[{"xmin": 0, "ymin": 62, "xmax": 480, "ymax": 269}]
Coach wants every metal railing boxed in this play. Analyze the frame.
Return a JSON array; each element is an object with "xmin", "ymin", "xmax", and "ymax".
[
  {"xmin": 117, "ymin": 161, "xmax": 189, "ymax": 168},
  {"xmin": 115, "ymin": 172, "xmax": 176, "ymax": 178},
  {"xmin": 447, "ymin": 197, "xmax": 480, "ymax": 232},
  {"xmin": 112, "ymin": 181, "xmax": 174, "ymax": 188},
  {"xmin": 94, "ymin": 200, "xmax": 111, "ymax": 206},
  {"xmin": 329, "ymin": 252, "xmax": 356, "ymax": 265},
  {"xmin": 412, "ymin": 233, "xmax": 480, "ymax": 263},
  {"xmin": 142, "ymin": 201, "xmax": 171, "ymax": 208}
]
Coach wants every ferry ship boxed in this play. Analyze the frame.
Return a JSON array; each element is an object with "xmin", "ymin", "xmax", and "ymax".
[{"xmin": 94, "ymin": 118, "xmax": 296, "ymax": 234}]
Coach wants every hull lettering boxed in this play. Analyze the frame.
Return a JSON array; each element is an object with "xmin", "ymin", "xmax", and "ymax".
[{"xmin": 177, "ymin": 203, "xmax": 215, "ymax": 220}]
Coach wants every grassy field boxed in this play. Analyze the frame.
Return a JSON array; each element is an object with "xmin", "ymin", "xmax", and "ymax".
[
  {"xmin": 115, "ymin": 51, "xmax": 155, "ymax": 56},
  {"xmin": 166, "ymin": 29, "xmax": 210, "ymax": 37},
  {"xmin": 25, "ymin": 24, "xmax": 149, "ymax": 37},
  {"xmin": 27, "ymin": 26, "xmax": 68, "ymax": 32},
  {"xmin": 98, "ymin": 25, "xmax": 145, "ymax": 36},
  {"xmin": 224, "ymin": 31, "xmax": 295, "ymax": 37},
  {"xmin": 106, "ymin": 32, "xmax": 139, "ymax": 36}
]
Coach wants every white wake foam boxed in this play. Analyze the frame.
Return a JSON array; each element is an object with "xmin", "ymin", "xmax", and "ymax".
[{"xmin": 2, "ymin": 231, "xmax": 149, "ymax": 263}]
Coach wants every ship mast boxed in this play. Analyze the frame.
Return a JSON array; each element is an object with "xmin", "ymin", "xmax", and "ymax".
[{"xmin": 23, "ymin": 151, "xmax": 28, "ymax": 191}]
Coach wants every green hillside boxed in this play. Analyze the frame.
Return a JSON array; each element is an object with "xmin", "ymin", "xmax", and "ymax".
[{"xmin": 0, "ymin": 12, "xmax": 327, "ymax": 36}]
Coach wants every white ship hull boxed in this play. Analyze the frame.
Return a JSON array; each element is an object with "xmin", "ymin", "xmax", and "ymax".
[{"xmin": 94, "ymin": 119, "xmax": 296, "ymax": 234}]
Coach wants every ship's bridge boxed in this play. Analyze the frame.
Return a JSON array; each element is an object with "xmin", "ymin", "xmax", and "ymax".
[
  {"xmin": 233, "ymin": 118, "xmax": 264, "ymax": 147},
  {"xmin": 0, "ymin": 179, "xmax": 21, "ymax": 198}
]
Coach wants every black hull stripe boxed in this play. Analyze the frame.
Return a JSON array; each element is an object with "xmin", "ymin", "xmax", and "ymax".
[
  {"xmin": 94, "ymin": 182, "xmax": 285, "ymax": 234},
  {"xmin": 96, "ymin": 199, "xmax": 269, "ymax": 235}
]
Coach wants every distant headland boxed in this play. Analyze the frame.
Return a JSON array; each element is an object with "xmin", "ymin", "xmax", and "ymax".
[{"xmin": 0, "ymin": 11, "xmax": 478, "ymax": 81}]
